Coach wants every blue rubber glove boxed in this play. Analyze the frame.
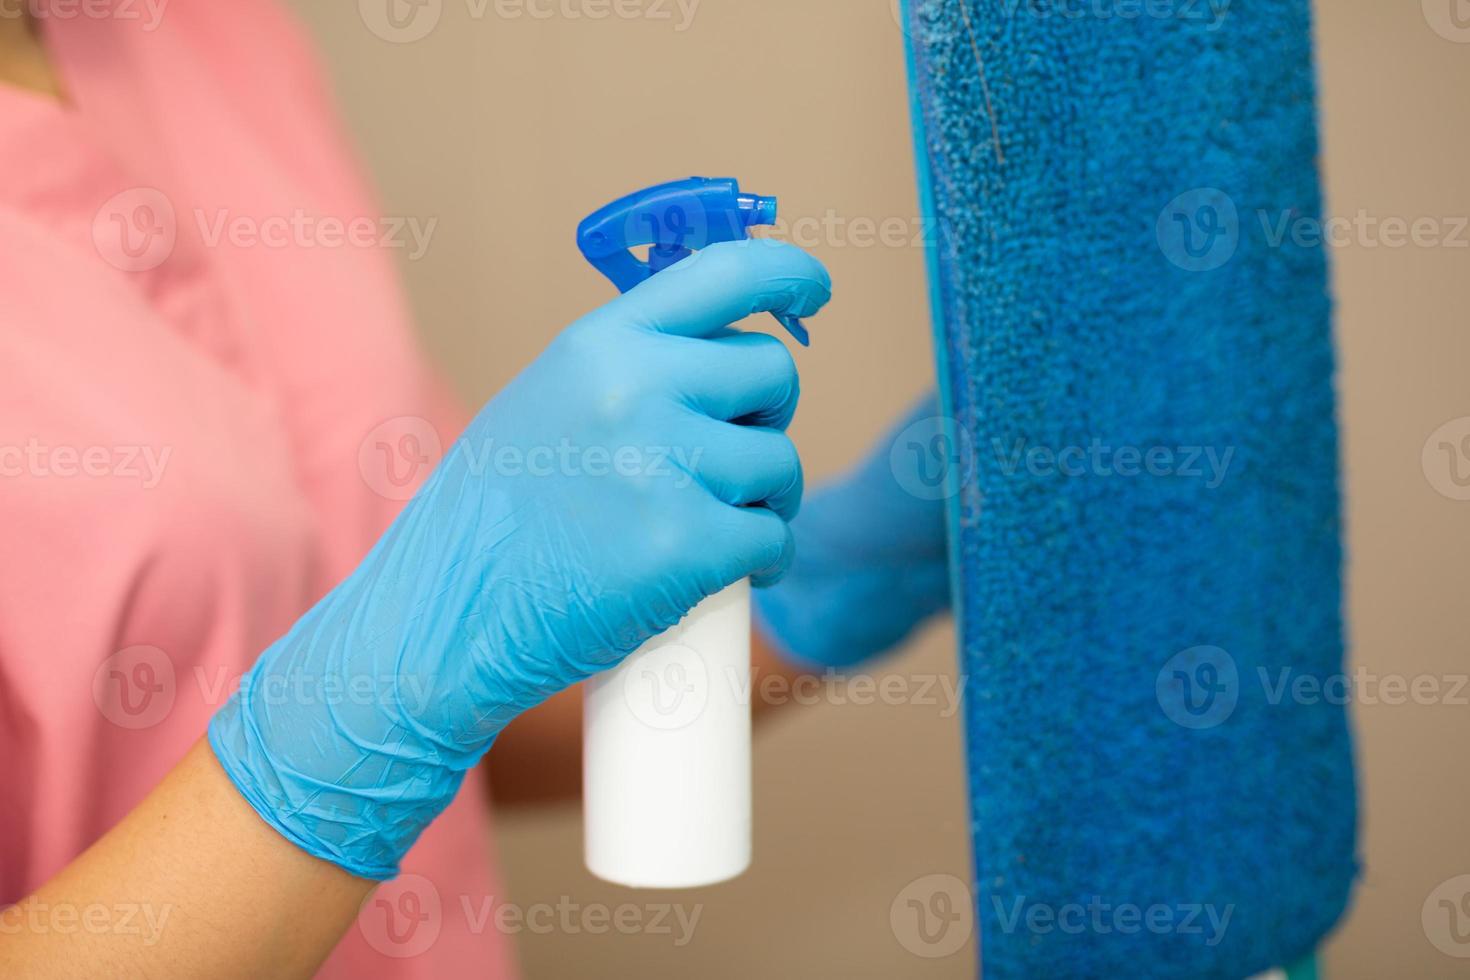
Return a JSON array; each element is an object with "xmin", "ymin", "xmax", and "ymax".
[
  {"xmin": 754, "ymin": 394, "xmax": 952, "ymax": 668},
  {"xmin": 209, "ymin": 239, "xmax": 831, "ymax": 879}
]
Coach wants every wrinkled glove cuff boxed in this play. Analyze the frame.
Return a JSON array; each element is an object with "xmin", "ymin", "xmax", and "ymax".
[{"xmin": 207, "ymin": 658, "xmax": 471, "ymax": 880}]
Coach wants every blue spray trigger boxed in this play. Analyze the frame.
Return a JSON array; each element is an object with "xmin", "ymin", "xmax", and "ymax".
[
  {"xmin": 774, "ymin": 313, "xmax": 809, "ymax": 347},
  {"xmin": 576, "ymin": 177, "xmax": 809, "ymax": 346}
]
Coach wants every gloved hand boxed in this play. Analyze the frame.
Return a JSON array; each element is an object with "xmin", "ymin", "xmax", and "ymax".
[
  {"xmin": 209, "ymin": 238, "xmax": 831, "ymax": 879},
  {"xmin": 754, "ymin": 394, "xmax": 952, "ymax": 668}
]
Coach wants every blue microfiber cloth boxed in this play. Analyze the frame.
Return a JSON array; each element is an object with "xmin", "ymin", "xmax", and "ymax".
[{"xmin": 899, "ymin": 2, "xmax": 1358, "ymax": 976}]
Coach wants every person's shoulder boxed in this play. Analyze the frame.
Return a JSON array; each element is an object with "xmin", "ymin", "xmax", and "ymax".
[
  {"xmin": 180, "ymin": 0, "xmax": 341, "ymax": 112},
  {"xmin": 145, "ymin": 1, "xmax": 373, "ymax": 209}
]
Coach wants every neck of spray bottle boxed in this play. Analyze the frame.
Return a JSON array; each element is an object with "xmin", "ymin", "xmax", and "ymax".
[{"xmin": 577, "ymin": 177, "xmax": 806, "ymax": 888}]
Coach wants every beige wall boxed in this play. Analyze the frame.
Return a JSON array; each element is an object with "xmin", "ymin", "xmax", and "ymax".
[{"xmin": 292, "ymin": 1, "xmax": 1470, "ymax": 976}]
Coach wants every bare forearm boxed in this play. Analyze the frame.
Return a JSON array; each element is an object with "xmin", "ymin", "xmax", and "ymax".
[{"xmin": 0, "ymin": 740, "xmax": 372, "ymax": 979}]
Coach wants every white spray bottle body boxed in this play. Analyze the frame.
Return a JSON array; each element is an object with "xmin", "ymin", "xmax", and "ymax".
[{"xmin": 583, "ymin": 579, "xmax": 751, "ymax": 888}]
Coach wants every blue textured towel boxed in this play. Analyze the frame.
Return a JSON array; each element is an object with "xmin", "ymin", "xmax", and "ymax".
[{"xmin": 899, "ymin": 2, "xmax": 1358, "ymax": 976}]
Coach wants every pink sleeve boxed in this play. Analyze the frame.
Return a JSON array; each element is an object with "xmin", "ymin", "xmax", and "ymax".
[
  {"xmin": 1, "ymin": 7, "xmax": 516, "ymax": 974},
  {"xmin": 48, "ymin": 0, "xmax": 473, "ymax": 587},
  {"xmin": 0, "ymin": 201, "xmax": 320, "ymax": 891}
]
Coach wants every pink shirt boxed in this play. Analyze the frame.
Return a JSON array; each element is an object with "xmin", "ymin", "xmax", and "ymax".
[{"xmin": 0, "ymin": 3, "xmax": 516, "ymax": 975}]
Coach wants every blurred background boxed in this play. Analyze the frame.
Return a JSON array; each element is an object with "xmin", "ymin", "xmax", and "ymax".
[{"xmin": 291, "ymin": 1, "xmax": 1468, "ymax": 976}]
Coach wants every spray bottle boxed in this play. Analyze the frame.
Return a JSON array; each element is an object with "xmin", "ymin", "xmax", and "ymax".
[{"xmin": 577, "ymin": 177, "xmax": 806, "ymax": 888}]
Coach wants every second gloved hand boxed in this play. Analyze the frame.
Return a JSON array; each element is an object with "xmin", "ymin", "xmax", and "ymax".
[
  {"xmin": 754, "ymin": 394, "xmax": 953, "ymax": 669},
  {"xmin": 209, "ymin": 238, "xmax": 831, "ymax": 879}
]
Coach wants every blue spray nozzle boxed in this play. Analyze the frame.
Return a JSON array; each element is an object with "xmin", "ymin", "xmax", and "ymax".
[
  {"xmin": 738, "ymin": 192, "xmax": 779, "ymax": 228},
  {"xmin": 576, "ymin": 177, "xmax": 809, "ymax": 346}
]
